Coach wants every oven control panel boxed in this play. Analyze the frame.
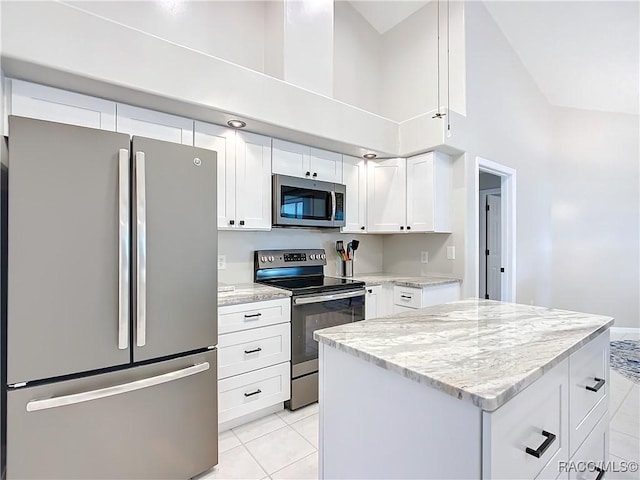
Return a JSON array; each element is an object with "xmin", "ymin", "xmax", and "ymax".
[{"xmin": 255, "ymin": 249, "xmax": 326, "ymax": 268}]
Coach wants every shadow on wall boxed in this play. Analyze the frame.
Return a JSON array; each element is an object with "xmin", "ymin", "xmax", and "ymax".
[{"xmin": 382, "ymin": 233, "xmax": 454, "ymax": 277}]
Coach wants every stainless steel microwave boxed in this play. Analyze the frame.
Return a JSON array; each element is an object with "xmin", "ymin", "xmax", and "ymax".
[{"xmin": 272, "ymin": 174, "xmax": 346, "ymax": 228}]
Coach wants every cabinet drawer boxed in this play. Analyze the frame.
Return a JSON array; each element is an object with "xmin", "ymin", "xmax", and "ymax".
[
  {"xmin": 393, "ymin": 286, "xmax": 422, "ymax": 309},
  {"xmin": 423, "ymin": 283, "xmax": 461, "ymax": 307},
  {"xmin": 569, "ymin": 414, "xmax": 608, "ymax": 480},
  {"xmin": 218, "ymin": 323, "xmax": 291, "ymax": 379},
  {"xmin": 218, "ymin": 298, "xmax": 291, "ymax": 334},
  {"xmin": 483, "ymin": 359, "xmax": 569, "ymax": 480},
  {"xmin": 569, "ymin": 332, "xmax": 609, "ymax": 456},
  {"xmin": 218, "ymin": 362, "xmax": 290, "ymax": 424}
]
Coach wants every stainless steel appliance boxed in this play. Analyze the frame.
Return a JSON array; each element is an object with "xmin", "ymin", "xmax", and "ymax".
[
  {"xmin": 1, "ymin": 116, "xmax": 218, "ymax": 479},
  {"xmin": 255, "ymin": 249, "xmax": 365, "ymax": 410},
  {"xmin": 272, "ymin": 174, "xmax": 346, "ymax": 228}
]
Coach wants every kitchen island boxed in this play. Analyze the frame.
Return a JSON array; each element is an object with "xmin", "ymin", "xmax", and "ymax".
[{"xmin": 314, "ymin": 299, "xmax": 613, "ymax": 480}]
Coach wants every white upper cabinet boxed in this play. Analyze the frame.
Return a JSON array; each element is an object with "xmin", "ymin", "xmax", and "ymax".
[
  {"xmin": 194, "ymin": 122, "xmax": 271, "ymax": 231},
  {"xmin": 234, "ymin": 131, "xmax": 272, "ymax": 230},
  {"xmin": 342, "ymin": 155, "xmax": 367, "ymax": 233},
  {"xmin": 7, "ymin": 79, "xmax": 116, "ymax": 131},
  {"xmin": 406, "ymin": 152, "xmax": 452, "ymax": 233},
  {"xmin": 116, "ymin": 104, "xmax": 194, "ymax": 145},
  {"xmin": 272, "ymin": 139, "xmax": 342, "ymax": 183},
  {"xmin": 366, "ymin": 158, "xmax": 407, "ymax": 233}
]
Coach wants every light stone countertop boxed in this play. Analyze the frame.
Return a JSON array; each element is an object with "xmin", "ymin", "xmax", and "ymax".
[
  {"xmin": 217, "ymin": 283, "xmax": 291, "ymax": 307},
  {"xmin": 314, "ymin": 299, "xmax": 613, "ymax": 411},
  {"xmin": 331, "ymin": 272, "xmax": 461, "ymax": 288}
]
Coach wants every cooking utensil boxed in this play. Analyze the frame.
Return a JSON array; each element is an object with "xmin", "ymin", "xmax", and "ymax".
[
  {"xmin": 346, "ymin": 242, "xmax": 353, "ymax": 260},
  {"xmin": 336, "ymin": 240, "xmax": 346, "ymax": 261}
]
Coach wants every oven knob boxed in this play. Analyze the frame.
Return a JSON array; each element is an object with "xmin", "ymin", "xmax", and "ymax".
[
  {"xmin": 260, "ymin": 256, "xmax": 266, "ymax": 262},
  {"xmin": 268, "ymin": 256, "xmax": 274, "ymax": 262},
  {"xmin": 320, "ymin": 254, "xmax": 326, "ymax": 260},
  {"xmin": 309, "ymin": 254, "xmax": 315, "ymax": 260}
]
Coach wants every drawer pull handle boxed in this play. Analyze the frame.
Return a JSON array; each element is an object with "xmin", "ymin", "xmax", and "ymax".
[
  {"xmin": 595, "ymin": 467, "xmax": 605, "ymax": 480},
  {"xmin": 400, "ymin": 295, "xmax": 412, "ymax": 300},
  {"xmin": 525, "ymin": 430, "xmax": 556, "ymax": 458},
  {"xmin": 244, "ymin": 347, "xmax": 262, "ymax": 355},
  {"xmin": 244, "ymin": 313, "xmax": 262, "ymax": 319},
  {"xmin": 244, "ymin": 389, "xmax": 262, "ymax": 397},
  {"xmin": 586, "ymin": 377, "xmax": 605, "ymax": 392}
]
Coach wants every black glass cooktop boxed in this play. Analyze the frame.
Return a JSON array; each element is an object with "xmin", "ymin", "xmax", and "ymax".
[{"xmin": 259, "ymin": 275, "xmax": 365, "ymax": 295}]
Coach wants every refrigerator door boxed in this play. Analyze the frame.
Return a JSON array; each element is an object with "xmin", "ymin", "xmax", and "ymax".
[
  {"xmin": 131, "ymin": 137, "xmax": 217, "ymax": 361},
  {"xmin": 6, "ymin": 349, "xmax": 217, "ymax": 479},
  {"xmin": 7, "ymin": 117, "xmax": 131, "ymax": 384}
]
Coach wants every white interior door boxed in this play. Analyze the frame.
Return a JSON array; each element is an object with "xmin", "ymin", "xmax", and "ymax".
[{"xmin": 486, "ymin": 194, "xmax": 502, "ymax": 300}]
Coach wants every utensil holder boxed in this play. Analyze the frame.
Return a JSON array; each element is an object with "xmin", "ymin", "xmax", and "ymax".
[{"xmin": 343, "ymin": 260, "xmax": 353, "ymax": 277}]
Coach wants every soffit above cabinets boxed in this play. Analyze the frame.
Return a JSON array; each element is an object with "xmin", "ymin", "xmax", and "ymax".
[{"xmin": 347, "ymin": 1, "xmax": 430, "ymax": 35}]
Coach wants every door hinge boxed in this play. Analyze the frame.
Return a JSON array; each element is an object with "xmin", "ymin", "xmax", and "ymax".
[
  {"xmin": 500, "ymin": 267, "xmax": 505, "ymax": 273},
  {"xmin": 485, "ymin": 249, "xmax": 490, "ymax": 256},
  {"xmin": 486, "ymin": 204, "xmax": 490, "ymax": 211},
  {"xmin": 484, "ymin": 294, "xmax": 490, "ymax": 299}
]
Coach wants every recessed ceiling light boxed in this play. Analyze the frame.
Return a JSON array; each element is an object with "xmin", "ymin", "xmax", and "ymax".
[
  {"xmin": 227, "ymin": 120, "xmax": 246, "ymax": 129},
  {"xmin": 363, "ymin": 153, "xmax": 377, "ymax": 159}
]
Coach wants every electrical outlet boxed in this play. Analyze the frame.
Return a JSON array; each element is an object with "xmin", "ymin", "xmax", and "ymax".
[
  {"xmin": 446, "ymin": 246, "xmax": 456, "ymax": 260},
  {"xmin": 217, "ymin": 255, "xmax": 226, "ymax": 270},
  {"xmin": 421, "ymin": 251, "xmax": 429, "ymax": 264}
]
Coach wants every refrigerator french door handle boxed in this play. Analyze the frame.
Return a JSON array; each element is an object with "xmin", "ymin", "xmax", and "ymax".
[
  {"xmin": 25, "ymin": 362, "xmax": 210, "ymax": 412},
  {"xmin": 135, "ymin": 151, "xmax": 147, "ymax": 347},
  {"xmin": 118, "ymin": 149, "xmax": 130, "ymax": 350}
]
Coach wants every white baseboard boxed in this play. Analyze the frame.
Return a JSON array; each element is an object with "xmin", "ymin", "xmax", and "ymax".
[
  {"xmin": 610, "ymin": 327, "xmax": 640, "ymax": 335},
  {"xmin": 218, "ymin": 402, "xmax": 284, "ymax": 432}
]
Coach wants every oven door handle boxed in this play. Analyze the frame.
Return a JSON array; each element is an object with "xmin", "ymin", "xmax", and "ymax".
[{"xmin": 294, "ymin": 289, "xmax": 365, "ymax": 305}]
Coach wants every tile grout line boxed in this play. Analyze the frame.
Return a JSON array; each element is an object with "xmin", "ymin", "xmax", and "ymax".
[
  {"xmin": 610, "ymin": 380, "xmax": 636, "ymax": 420},
  {"xmin": 269, "ymin": 450, "xmax": 319, "ymax": 479}
]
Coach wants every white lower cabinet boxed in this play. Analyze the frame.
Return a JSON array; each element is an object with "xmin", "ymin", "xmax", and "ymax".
[
  {"xmin": 569, "ymin": 414, "xmax": 608, "ymax": 480},
  {"xmin": 218, "ymin": 298, "xmax": 291, "ymax": 427},
  {"xmin": 391, "ymin": 283, "xmax": 461, "ymax": 314}
]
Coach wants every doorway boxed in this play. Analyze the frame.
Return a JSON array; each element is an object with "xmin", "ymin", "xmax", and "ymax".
[
  {"xmin": 475, "ymin": 158, "xmax": 516, "ymax": 302},
  {"xmin": 479, "ymin": 173, "xmax": 501, "ymax": 299}
]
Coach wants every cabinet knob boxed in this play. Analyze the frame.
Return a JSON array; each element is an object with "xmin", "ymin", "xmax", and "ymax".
[
  {"xmin": 229, "ymin": 220, "xmax": 235, "ymax": 225},
  {"xmin": 400, "ymin": 226, "xmax": 404, "ymax": 230},
  {"xmin": 407, "ymin": 226, "xmax": 411, "ymax": 230},
  {"xmin": 239, "ymin": 220, "xmax": 245, "ymax": 226},
  {"xmin": 312, "ymin": 172, "xmax": 318, "ymax": 178},
  {"xmin": 361, "ymin": 226, "xmax": 365, "ymax": 230},
  {"xmin": 305, "ymin": 171, "xmax": 311, "ymax": 176},
  {"xmin": 367, "ymin": 289, "xmax": 373, "ymax": 293}
]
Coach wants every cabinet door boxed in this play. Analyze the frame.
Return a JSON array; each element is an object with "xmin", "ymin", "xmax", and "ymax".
[
  {"xmin": 235, "ymin": 131, "xmax": 272, "ymax": 230},
  {"xmin": 8, "ymin": 79, "xmax": 116, "ymax": 131},
  {"xmin": 117, "ymin": 103, "xmax": 194, "ymax": 145},
  {"xmin": 310, "ymin": 147, "xmax": 342, "ymax": 183},
  {"xmin": 342, "ymin": 155, "xmax": 367, "ymax": 233},
  {"xmin": 194, "ymin": 121, "xmax": 236, "ymax": 229},
  {"xmin": 406, "ymin": 153, "xmax": 435, "ymax": 232},
  {"xmin": 365, "ymin": 286, "xmax": 380, "ymax": 320},
  {"xmin": 366, "ymin": 158, "xmax": 406, "ymax": 233},
  {"xmin": 272, "ymin": 139, "xmax": 310, "ymax": 178}
]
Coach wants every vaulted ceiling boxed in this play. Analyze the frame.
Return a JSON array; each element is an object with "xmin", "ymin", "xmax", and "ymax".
[{"xmin": 347, "ymin": 1, "xmax": 639, "ymax": 115}]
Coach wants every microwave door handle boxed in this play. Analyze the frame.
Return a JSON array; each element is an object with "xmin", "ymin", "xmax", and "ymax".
[{"xmin": 331, "ymin": 190, "xmax": 336, "ymax": 221}]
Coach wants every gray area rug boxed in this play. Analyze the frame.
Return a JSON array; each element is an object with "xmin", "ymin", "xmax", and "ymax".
[{"xmin": 610, "ymin": 340, "xmax": 640, "ymax": 383}]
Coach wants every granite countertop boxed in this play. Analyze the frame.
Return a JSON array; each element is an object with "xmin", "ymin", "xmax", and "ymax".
[
  {"xmin": 332, "ymin": 272, "xmax": 461, "ymax": 288},
  {"xmin": 314, "ymin": 299, "xmax": 613, "ymax": 411},
  {"xmin": 218, "ymin": 283, "xmax": 291, "ymax": 307}
]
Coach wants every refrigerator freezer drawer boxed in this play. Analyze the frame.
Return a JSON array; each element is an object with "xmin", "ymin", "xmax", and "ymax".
[
  {"xmin": 218, "ymin": 361, "xmax": 290, "ymax": 424},
  {"xmin": 6, "ymin": 350, "xmax": 218, "ymax": 479}
]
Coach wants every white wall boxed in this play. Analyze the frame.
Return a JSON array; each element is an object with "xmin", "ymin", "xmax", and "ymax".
[
  {"xmin": 447, "ymin": 2, "xmax": 553, "ymax": 305},
  {"xmin": 67, "ymin": 1, "xmax": 267, "ymax": 73},
  {"xmin": 550, "ymin": 108, "xmax": 639, "ymax": 328},
  {"xmin": 333, "ymin": 1, "xmax": 382, "ymax": 114},
  {"xmin": 217, "ymin": 230, "xmax": 383, "ymax": 284}
]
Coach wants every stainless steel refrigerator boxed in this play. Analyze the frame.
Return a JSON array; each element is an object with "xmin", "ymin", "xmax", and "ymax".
[{"xmin": 1, "ymin": 116, "xmax": 218, "ymax": 479}]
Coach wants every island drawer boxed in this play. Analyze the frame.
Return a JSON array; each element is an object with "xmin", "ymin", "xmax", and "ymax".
[
  {"xmin": 568, "ymin": 413, "xmax": 608, "ymax": 480},
  {"xmin": 569, "ymin": 331, "xmax": 609, "ymax": 457},
  {"xmin": 218, "ymin": 362, "xmax": 290, "ymax": 424},
  {"xmin": 393, "ymin": 286, "xmax": 422, "ymax": 309},
  {"xmin": 218, "ymin": 323, "xmax": 291, "ymax": 380},
  {"xmin": 218, "ymin": 298, "xmax": 291, "ymax": 334},
  {"xmin": 482, "ymin": 359, "xmax": 569, "ymax": 480}
]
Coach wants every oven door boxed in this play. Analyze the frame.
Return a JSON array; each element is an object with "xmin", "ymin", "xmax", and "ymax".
[
  {"xmin": 273, "ymin": 174, "xmax": 335, "ymax": 227},
  {"xmin": 290, "ymin": 289, "xmax": 365, "ymax": 378}
]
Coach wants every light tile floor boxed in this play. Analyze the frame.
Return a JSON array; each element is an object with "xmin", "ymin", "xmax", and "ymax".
[{"xmin": 199, "ymin": 332, "xmax": 639, "ymax": 480}]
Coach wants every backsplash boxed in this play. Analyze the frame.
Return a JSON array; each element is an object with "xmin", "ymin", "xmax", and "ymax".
[{"xmin": 217, "ymin": 229, "xmax": 384, "ymax": 284}]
